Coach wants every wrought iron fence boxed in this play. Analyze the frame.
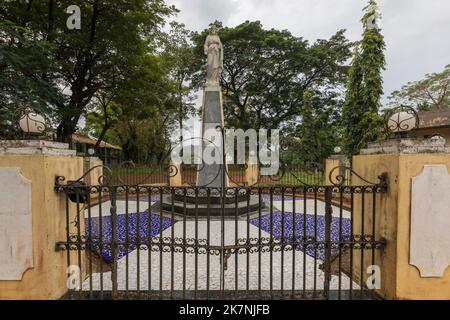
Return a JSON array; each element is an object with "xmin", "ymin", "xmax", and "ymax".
[
  {"xmin": 108, "ymin": 163, "xmax": 169, "ymax": 186},
  {"xmin": 180, "ymin": 163, "xmax": 324, "ymax": 186},
  {"xmin": 263, "ymin": 164, "xmax": 325, "ymax": 186},
  {"xmin": 181, "ymin": 164, "xmax": 247, "ymax": 186},
  {"xmin": 55, "ymin": 166, "xmax": 387, "ymax": 300}
]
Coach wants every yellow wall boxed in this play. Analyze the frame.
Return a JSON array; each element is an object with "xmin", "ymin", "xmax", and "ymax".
[
  {"xmin": 0, "ymin": 155, "xmax": 84, "ymax": 300},
  {"xmin": 352, "ymin": 154, "xmax": 398, "ymax": 299},
  {"xmin": 352, "ymin": 153, "xmax": 450, "ymax": 300}
]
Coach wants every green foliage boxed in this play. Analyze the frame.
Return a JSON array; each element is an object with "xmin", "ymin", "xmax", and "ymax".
[
  {"xmin": 85, "ymin": 54, "xmax": 178, "ymax": 163},
  {"xmin": 388, "ymin": 64, "xmax": 450, "ymax": 111},
  {"xmin": 1, "ymin": 1, "xmax": 382, "ymax": 166},
  {"xmin": 342, "ymin": 0, "xmax": 386, "ymax": 157},
  {"xmin": 159, "ymin": 22, "xmax": 201, "ymax": 138},
  {"xmin": 0, "ymin": 0, "xmax": 175, "ymax": 141},
  {"xmin": 192, "ymin": 21, "xmax": 351, "ymax": 165},
  {"xmin": 281, "ymin": 90, "xmax": 342, "ymax": 165},
  {"xmin": 192, "ymin": 21, "xmax": 352, "ymax": 132},
  {"xmin": 85, "ymin": 21, "xmax": 201, "ymax": 163},
  {"xmin": 0, "ymin": 19, "xmax": 58, "ymax": 139}
]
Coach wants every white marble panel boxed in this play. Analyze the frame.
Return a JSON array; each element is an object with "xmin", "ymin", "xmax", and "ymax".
[
  {"xmin": 411, "ymin": 165, "xmax": 450, "ymax": 277},
  {"xmin": 0, "ymin": 168, "xmax": 33, "ymax": 280}
]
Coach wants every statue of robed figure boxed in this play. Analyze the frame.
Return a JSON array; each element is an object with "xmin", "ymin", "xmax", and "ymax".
[{"xmin": 204, "ymin": 24, "xmax": 223, "ymax": 87}]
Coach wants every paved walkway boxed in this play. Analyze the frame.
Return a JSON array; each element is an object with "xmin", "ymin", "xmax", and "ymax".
[{"xmin": 81, "ymin": 197, "xmax": 358, "ymax": 292}]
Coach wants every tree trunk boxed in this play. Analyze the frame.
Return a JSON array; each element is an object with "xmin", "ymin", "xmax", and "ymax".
[
  {"xmin": 122, "ymin": 140, "xmax": 131, "ymax": 161},
  {"xmin": 56, "ymin": 119, "xmax": 78, "ymax": 143},
  {"xmin": 179, "ymin": 81, "xmax": 183, "ymax": 145},
  {"xmin": 94, "ymin": 96, "xmax": 111, "ymax": 149}
]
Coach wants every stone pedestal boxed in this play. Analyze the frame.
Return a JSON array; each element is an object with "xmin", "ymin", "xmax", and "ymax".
[
  {"xmin": 352, "ymin": 138, "xmax": 450, "ymax": 300},
  {"xmin": 155, "ymin": 87, "xmax": 266, "ymax": 217},
  {"xmin": 197, "ymin": 89, "xmax": 228, "ymax": 188},
  {"xmin": 0, "ymin": 140, "xmax": 84, "ymax": 299},
  {"xmin": 154, "ymin": 191, "xmax": 263, "ymax": 217}
]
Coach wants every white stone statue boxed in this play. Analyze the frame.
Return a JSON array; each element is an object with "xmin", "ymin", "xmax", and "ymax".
[{"xmin": 204, "ymin": 24, "xmax": 223, "ymax": 88}]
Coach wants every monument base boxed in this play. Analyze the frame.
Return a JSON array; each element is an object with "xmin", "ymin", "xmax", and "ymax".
[{"xmin": 152, "ymin": 193, "xmax": 267, "ymax": 217}]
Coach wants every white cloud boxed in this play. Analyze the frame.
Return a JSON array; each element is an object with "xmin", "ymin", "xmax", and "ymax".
[
  {"xmin": 167, "ymin": 0, "xmax": 450, "ymax": 102},
  {"xmin": 167, "ymin": 0, "xmax": 239, "ymax": 31}
]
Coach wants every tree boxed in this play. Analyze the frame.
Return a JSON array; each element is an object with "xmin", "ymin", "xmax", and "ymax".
[
  {"xmin": 86, "ymin": 54, "xmax": 178, "ymax": 163},
  {"xmin": 191, "ymin": 21, "xmax": 351, "ymax": 165},
  {"xmin": 388, "ymin": 64, "xmax": 450, "ymax": 111},
  {"xmin": 0, "ymin": 19, "xmax": 59, "ymax": 139},
  {"xmin": 86, "ymin": 22, "xmax": 200, "ymax": 163},
  {"xmin": 87, "ymin": 91, "xmax": 117, "ymax": 150},
  {"xmin": 281, "ymin": 90, "xmax": 342, "ymax": 165},
  {"xmin": 160, "ymin": 22, "xmax": 201, "ymax": 143},
  {"xmin": 342, "ymin": 0, "xmax": 386, "ymax": 156},
  {"xmin": 192, "ymin": 21, "xmax": 352, "ymax": 132},
  {"xmin": 0, "ymin": 0, "xmax": 174, "ymax": 142}
]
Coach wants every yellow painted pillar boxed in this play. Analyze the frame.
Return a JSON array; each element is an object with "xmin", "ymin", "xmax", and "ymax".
[
  {"xmin": 169, "ymin": 161, "xmax": 182, "ymax": 187},
  {"xmin": 324, "ymin": 155, "xmax": 347, "ymax": 185},
  {"xmin": 352, "ymin": 138, "xmax": 450, "ymax": 300},
  {"xmin": 0, "ymin": 140, "xmax": 84, "ymax": 299},
  {"xmin": 83, "ymin": 157, "xmax": 103, "ymax": 187},
  {"xmin": 246, "ymin": 161, "xmax": 259, "ymax": 186}
]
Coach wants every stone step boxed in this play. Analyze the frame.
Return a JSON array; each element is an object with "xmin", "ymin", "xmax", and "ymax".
[{"xmin": 152, "ymin": 194, "xmax": 267, "ymax": 217}]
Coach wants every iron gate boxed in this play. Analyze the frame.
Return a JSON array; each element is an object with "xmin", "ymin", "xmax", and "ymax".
[{"xmin": 55, "ymin": 164, "xmax": 387, "ymax": 300}]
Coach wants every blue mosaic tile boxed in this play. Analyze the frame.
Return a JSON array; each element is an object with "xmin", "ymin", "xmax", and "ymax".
[
  {"xmin": 250, "ymin": 212, "xmax": 351, "ymax": 261},
  {"xmin": 85, "ymin": 211, "xmax": 174, "ymax": 263}
]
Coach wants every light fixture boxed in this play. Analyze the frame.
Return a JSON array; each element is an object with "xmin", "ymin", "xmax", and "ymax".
[
  {"xmin": 385, "ymin": 106, "xmax": 419, "ymax": 137},
  {"xmin": 334, "ymin": 146, "xmax": 342, "ymax": 154},
  {"xmin": 17, "ymin": 108, "xmax": 47, "ymax": 137}
]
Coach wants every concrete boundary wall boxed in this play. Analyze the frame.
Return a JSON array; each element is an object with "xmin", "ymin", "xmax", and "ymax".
[
  {"xmin": 353, "ymin": 141, "xmax": 450, "ymax": 300},
  {"xmin": 0, "ymin": 141, "xmax": 85, "ymax": 299}
]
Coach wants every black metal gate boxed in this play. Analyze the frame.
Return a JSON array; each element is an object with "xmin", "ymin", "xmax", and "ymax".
[{"xmin": 55, "ymin": 162, "xmax": 387, "ymax": 300}]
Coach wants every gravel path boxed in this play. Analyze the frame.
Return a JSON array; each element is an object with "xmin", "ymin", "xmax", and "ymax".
[{"xmin": 81, "ymin": 197, "xmax": 359, "ymax": 292}]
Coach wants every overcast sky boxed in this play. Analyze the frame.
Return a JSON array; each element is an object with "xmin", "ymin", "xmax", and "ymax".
[{"xmin": 166, "ymin": 0, "xmax": 449, "ymax": 103}]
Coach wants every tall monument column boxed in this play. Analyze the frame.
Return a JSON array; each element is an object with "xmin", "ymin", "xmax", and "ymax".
[
  {"xmin": 155, "ymin": 24, "xmax": 264, "ymax": 216},
  {"xmin": 197, "ymin": 24, "xmax": 228, "ymax": 188}
]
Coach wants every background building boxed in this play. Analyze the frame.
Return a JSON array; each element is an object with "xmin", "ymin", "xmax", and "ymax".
[
  {"xmin": 69, "ymin": 134, "xmax": 122, "ymax": 166},
  {"xmin": 411, "ymin": 109, "xmax": 450, "ymax": 144}
]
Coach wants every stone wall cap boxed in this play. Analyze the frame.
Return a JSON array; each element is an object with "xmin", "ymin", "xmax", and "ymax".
[
  {"xmin": 0, "ymin": 140, "xmax": 69, "ymax": 149},
  {"xmin": 0, "ymin": 140, "xmax": 76, "ymax": 156},
  {"xmin": 329, "ymin": 155, "xmax": 347, "ymax": 160},
  {"xmin": 361, "ymin": 138, "xmax": 450, "ymax": 155}
]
